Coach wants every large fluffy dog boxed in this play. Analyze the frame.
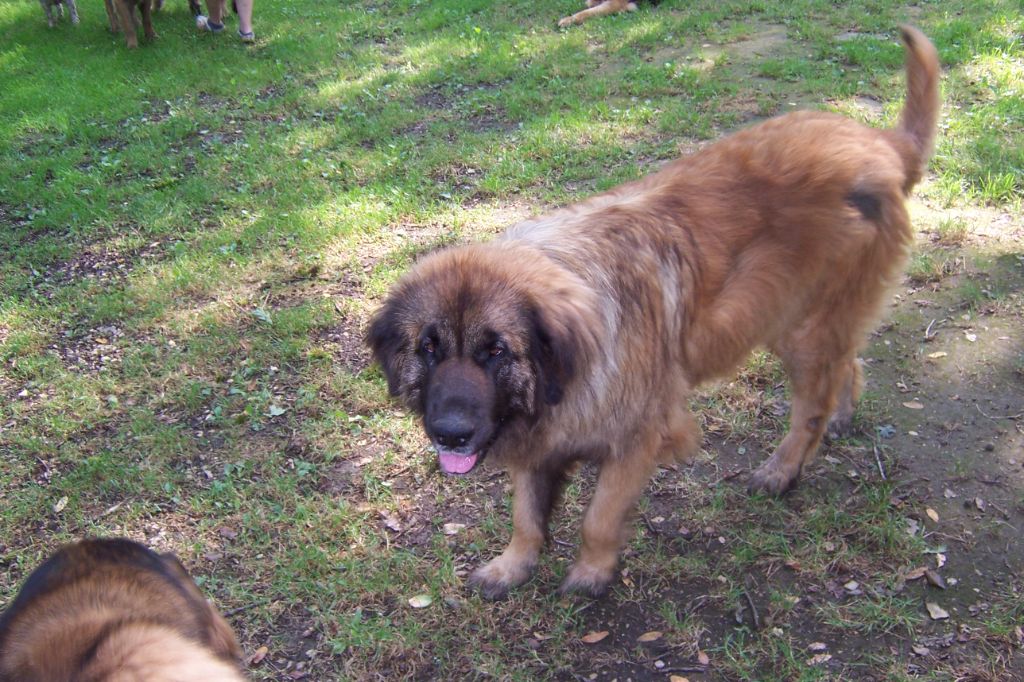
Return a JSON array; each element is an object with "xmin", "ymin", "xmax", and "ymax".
[
  {"xmin": 368, "ymin": 28, "xmax": 940, "ymax": 598},
  {"xmin": 0, "ymin": 538, "xmax": 244, "ymax": 681}
]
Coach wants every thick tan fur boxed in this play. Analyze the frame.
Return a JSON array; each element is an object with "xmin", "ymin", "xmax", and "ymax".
[
  {"xmin": 0, "ymin": 538, "xmax": 244, "ymax": 682},
  {"xmin": 369, "ymin": 27, "xmax": 940, "ymax": 598}
]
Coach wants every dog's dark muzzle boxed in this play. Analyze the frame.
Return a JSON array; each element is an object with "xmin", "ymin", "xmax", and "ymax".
[{"xmin": 424, "ymin": 360, "xmax": 497, "ymax": 474}]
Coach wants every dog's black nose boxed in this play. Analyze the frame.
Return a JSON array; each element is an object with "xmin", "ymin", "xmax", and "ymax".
[{"xmin": 431, "ymin": 414, "xmax": 475, "ymax": 450}]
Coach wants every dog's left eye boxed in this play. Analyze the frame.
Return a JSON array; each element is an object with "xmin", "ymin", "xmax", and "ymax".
[{"xmin": 489, "ymin": 343, "xmax": 505, "ymax": 358}]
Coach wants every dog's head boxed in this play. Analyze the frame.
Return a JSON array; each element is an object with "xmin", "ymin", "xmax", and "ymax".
[{"xmin": 367, "ymin": 244, "xmax": 596, "ymax": 475}]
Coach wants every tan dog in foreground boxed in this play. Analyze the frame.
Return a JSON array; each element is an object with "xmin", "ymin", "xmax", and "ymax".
[
  {"xmin": 369, "ymin": 27, "xmax": 940, "ymax": 599},
  {"xmin": 0, "ymin": 538, "xmax": 245, "ymax": 681}
]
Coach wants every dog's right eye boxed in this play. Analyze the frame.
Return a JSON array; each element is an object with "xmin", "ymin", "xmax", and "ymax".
[{"xmin": 420, "ymin": 339, "xmax": 436, "ymax": 355}]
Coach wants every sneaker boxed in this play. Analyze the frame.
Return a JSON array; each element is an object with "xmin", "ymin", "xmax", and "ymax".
[
  {"xmin": 238, "ymin": 29, "xmax": 255, "ymax": 43},
  {"xmin": 195, "ymin": 15, "xmax": 224, "ymax": 33}
]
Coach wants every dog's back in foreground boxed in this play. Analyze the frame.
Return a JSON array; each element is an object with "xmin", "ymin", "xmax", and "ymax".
[
  {"xmin": 369, "ymin": 28, "xmax": 941, "ymax": 598},
  {"xmin": 0, "ymin": 538, "xmax": 244, "ymax": 682}
]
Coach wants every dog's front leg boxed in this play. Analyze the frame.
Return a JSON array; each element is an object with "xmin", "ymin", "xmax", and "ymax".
[
  {"xmin": 139, "ymin": 0, "xmax": 157, "ymax": 41},
  {"xmin": 561, "ymin": 448, "xmax": 657, "ymax": 597},
  {"xmin": 469, "ymin": 465, "xmax": 564, "ymax": 599},
  {"xmin": 113, "ymin": 0, "xmax": 139, "ymax": 47},
  {"xmin": 103, "ymin": 0, "xmax": 119, "ymax": 32}
]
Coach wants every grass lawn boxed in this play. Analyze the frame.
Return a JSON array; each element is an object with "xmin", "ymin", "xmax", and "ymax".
[{"xmin": 1, "ymin": 0, "xmax": 1022, "ymax": 679}]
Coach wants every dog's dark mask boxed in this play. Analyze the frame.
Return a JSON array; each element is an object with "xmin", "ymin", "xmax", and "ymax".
[{"xmin": 367, "ymin": 292, "xmax": 575, "ymax": 475}]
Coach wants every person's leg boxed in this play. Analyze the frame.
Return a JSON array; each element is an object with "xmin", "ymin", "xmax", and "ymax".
[
  {"xmin": 195, "ymin": 0, "xmax": 223, "ymax": 31},
  {"xmin": 204, "ymin": 0, "xmax": 223, "ymax": 24},
  {"xmin": 234, "ymin": 0, "xmax": 253, "ymax": 37}
]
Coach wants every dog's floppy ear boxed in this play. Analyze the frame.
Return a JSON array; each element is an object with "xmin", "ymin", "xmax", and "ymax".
[
  {"xmin": 528, "ymin": 293, "xmax": 597, "ymax": 407},
  {"xmin": 366, "ymin": 300, "xmax": 409, "ymax": 397}
]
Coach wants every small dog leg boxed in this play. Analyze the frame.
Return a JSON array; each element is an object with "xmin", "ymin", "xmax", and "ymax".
[
  {"xmin": 114, "ymin": 0, "xmax": 139, "ymax": 47},
  {"xmin": 140, "ymin": 0, "xmax": 157, "ymax": 41},
  {"xmin": 559, "ymin": 0, "xmax": 635, "ymax": 27}
]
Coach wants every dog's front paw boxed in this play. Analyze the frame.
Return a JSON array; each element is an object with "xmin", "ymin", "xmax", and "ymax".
[
  {"xmin": 557, "ymin": 16, "xmax": 575, "ymax": 28},
  {"xmin": 747, "ymin": 455, "xmax": 800, "ymax": 496},
  {"xmin": 468, "ymin": 555, "xmax": 535, "ymax": 600},
  {"xmin": 558, "ymin": 561, "xmax": 614, "ymax": 598}
]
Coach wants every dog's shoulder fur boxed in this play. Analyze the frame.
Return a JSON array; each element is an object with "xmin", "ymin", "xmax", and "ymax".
[{"xmin": 0, "ymin": 539, "xmax": 243, "ymax": 682}]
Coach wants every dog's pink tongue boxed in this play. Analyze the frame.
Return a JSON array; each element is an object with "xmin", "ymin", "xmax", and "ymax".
[{"xmin": 438, "ymin": 451, "xmax": 478, "ymax": 475}]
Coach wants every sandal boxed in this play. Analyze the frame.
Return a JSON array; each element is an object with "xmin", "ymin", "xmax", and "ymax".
[
  {"xmin": 195, "ymin": 15, "xmax": 224, "ymax": 33},
  {"xmin": 238, "ymin": 29, "xmax": 255, "ymax": 43}
]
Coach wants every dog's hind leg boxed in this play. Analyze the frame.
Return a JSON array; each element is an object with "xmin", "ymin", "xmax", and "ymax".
[
  {"xmin": 659, "ymin": 403, "xmax": 701, "ymax": 466},
  {"xmin": 826, "ymin": 357, "xmax": 863, "ymax": 441},
  {"xmin": 558, "ymin": 0, "xmax": 637, "ymax": 28},
  {"xmin": 750, "ymin": 327, "xmax": 855, "ymax": 495},
  {"xmin": 469, "ymin": 464, "xmax": 568, "ymax": 599}
]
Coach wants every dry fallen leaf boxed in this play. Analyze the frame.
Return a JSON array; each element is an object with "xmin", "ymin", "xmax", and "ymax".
[
  {"xmin": 926, "ymin": 508, "xmax": 939, "ymax": 523},
  {"xmin": 912, "ymin": 644, "xmax": 930, "ymax": 656},
  {"xmin": 637, "ymin": 630, "xmax": 663, "ymax": 643},
  {"xmin": 670, "ymin": 677, "xmax": 690, "ymax": 682},
  {"xmin": 964, "ymin": 332, "xmax": 977, "ymax": 342},
  {"xmin": 697, "ymin": 650, "xmax": 710, "ymax": 666},
  {"xmin": 581, "ymin": 630, "xmax": 609, "ymax": 644},
  {"xmin": 975, "ymin": 497, "xmax": 987, "ymax": 512},
  {"xmin": 808, "ymin": 642, "xmax": 828, "ymax": 652},
  {"xmin": 217, "ymin": 526, "xmax": 238, "ymax": 540},
  {"xmin": 53, "ymin": 496, "xmax": 68, "ymax": 513},
  {"xmin": 925, "ymin": 569, "xmax": 947, "ymax": 590},
  {"xmin": 806, "ymin": 653, "xmax": 832, "ymax": 666},
  {"xmin": 927, "ymin": 351, "xmax": 948, "ymax": 359},
  {"xmin": 904, "ymin": 566, "xmax": 928, "ymax": 581},
  {"xmin": 381, "ymin": 511, "xmax": 403, "ymax": 532},
  {"xmin": 249, "ymin": 646, "xmax": 269, "ymax": 666},
  {"xmin": 926, "ymin": 602, "xmax": 950, "ymax": 620},
  {"xmin": 408, "ymin": 594, "xmax": 433, "ymax": 608},
  {"xmin": 902, "ymin": 400, "xmax": 925, "ymax": 410},
  {"xmin": 442, "ymin": 522, "xmax": 466, "ymax": 535}
]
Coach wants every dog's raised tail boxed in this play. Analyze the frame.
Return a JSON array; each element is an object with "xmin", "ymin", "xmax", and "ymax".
[{"xmin": 895, "ymin": 25, "xmax": 941, "ymax": 190}]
